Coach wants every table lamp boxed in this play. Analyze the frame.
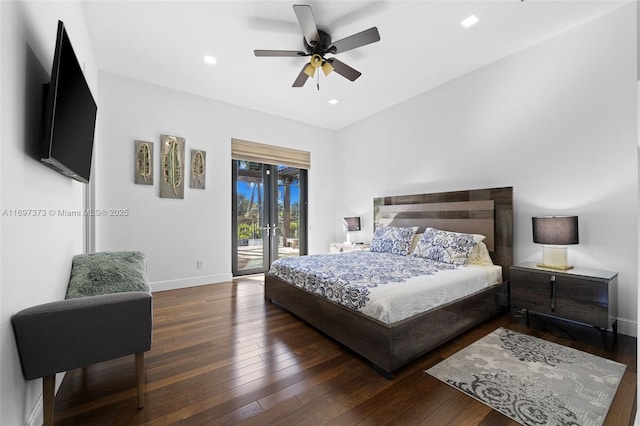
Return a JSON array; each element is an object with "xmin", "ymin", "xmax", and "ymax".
[
  {"xmin": 532, "ymin": 216, "xmax": 579, "ymax": 270},
  {"xmin": 343, "ymin": 217, "xmax": 361, "ymax": 244}
]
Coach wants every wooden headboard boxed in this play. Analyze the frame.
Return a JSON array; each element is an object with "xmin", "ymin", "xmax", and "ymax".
[{"xmin": 374, "ymin": 187, "xmax": 513, "ymax": 280}]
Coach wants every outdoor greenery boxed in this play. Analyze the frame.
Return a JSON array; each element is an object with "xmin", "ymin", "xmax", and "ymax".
[
  {"xmin": 237, "ymin": 222, "xmax": 254, "ymax": 240},
  {"xmin": 236, "ymin": 161, "xmax": 301, "ymax": 243},
  {"xmin": 237, "ymin": 193, "xmax": 300, "ymax": 239}
]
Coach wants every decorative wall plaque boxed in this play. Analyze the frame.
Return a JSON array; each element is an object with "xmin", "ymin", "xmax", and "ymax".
[
  {"xmin": 134, "ymin": 140, "xmax": 153, "ymax": 185},
  {"xmin": 190, "ymin": 149, "xmax": 206, "ymax": 189},
  {"xmin": 159, "ymin": 134, "xmax": 185, "ymax": 199}
]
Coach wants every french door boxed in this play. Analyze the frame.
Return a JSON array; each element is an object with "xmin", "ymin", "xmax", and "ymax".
[{"xmin": 232, "ymin": 160, "xmax": 307, "ymax": 276}]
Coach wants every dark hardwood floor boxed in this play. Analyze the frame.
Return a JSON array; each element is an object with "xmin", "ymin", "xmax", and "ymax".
[{"xmin": 53, "ymin": 276, "xmax": 637, "ymax": 425}]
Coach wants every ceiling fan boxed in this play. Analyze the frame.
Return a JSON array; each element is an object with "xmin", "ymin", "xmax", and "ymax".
[{"xmin": 254, "ymin": 4, "xmax": 381, "ymax": 88}]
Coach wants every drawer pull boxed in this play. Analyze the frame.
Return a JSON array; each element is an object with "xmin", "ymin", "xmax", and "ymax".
[{"xmin": 550, "ymin": 275, "xmax": 556, "ymax": 312}]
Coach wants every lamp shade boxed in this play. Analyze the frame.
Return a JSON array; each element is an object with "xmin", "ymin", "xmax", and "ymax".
[
  {"xmin": 343, "ymin": 217, "xmax": 361, "ymax": 232},
  {"xmin": 532, "ymin": 216, "xmax": 579, "ymax": 245},
  {"xmin": 321, "ymin": 61, "xmax": 334, "ymax": 76}
]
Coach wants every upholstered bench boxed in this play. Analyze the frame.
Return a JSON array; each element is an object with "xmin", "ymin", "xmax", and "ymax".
[{"xmin": 12, "ymin": 251, "xmax": 152, "ymax": 426}]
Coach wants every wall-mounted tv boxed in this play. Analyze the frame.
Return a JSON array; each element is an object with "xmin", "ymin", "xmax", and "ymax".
[{"xmin": 41, "ymin": 20, "xmax": 97, "ymax": 184}]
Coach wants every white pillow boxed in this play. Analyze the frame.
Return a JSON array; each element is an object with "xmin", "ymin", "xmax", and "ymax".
[
  {"xmin": 408, "ymin": 233, "xmax": 422, "ymax": 255},
  {"xmin": 472, "ymin": 234, "xmax": 486, "ymax": 244},
  {"xmin": 467, "ymin": 242, "xmax": 494, "ymax": 266}
]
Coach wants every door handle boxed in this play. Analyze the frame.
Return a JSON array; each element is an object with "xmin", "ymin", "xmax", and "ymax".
[{"xmin": 263, "ymin": 224, "xmax": 280, "ymax": 238}]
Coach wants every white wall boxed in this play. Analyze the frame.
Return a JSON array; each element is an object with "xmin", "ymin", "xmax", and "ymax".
[
  {"xmin": 95, "ymin": 73, "xmax": 337, "ymax": 291},
  {"xmin": 0, "ymin": 1, "xmax": 98, "ymax": 425},
  {"xmin": 336, "ymin": 5, "xmax": 638, "ymax": 335}
]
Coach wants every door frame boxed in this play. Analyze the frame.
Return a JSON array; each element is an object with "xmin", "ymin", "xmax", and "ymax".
[{"xmin": 232, "ymin": 161, "xmax": 307, "ymax": 277}]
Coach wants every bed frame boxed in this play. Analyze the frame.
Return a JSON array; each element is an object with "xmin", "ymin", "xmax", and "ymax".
[{"xmin": 265, "ymin": 187, "xmax": 513, "ymax": 378}]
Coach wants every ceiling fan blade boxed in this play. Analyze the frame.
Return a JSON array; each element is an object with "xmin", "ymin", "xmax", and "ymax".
[
  {"xmin": 293, "ymin": 4, "xmax": 320, "ymax": 45},
  {"xmin": 327, "ymin": 58, "xmax": 361, "ymax": 81},
  {"xmin": 254, "ymin": 50, "xmax": 306, "ymax": 57},
  {"xmin": 329, "ymin": 27, "xmax": 380, "ymax": 54},
  {"xmin": 292, "ymin": 64, "xmax": 310, "ymax": 87}
]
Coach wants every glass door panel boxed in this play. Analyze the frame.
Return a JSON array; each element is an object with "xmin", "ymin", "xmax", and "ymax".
[
  {"xmin": 233, "ymin": 161, "xmax": 267, "ymax": 275},
  {"xmin": 277, "ymin": 166, "xmax": 301, "ymax": 260}
]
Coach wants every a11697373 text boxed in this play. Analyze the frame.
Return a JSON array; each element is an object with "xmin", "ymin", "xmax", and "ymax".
[{"xmin": 2, "ymin": 209, "xmax": 129, "ymax": 217}]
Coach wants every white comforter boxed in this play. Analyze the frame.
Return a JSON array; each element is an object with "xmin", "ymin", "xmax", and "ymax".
[{"xmin": 268, "ymin": 251, "xmax": 502, "ymax": 324}]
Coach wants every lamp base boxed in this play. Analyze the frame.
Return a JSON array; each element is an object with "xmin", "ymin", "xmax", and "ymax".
[
  {"xmin": 539, "ymin": 246, "xmax": 572, "ymax": 270},
  {"xmin": 536, "ymin": 263, "xmax": 574, "ymax": 271}
]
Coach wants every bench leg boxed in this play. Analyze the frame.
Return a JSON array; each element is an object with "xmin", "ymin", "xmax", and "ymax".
[
  {"xmin": 43, "ymin": 375, "xmax": 55, "ymax": 426},
  {"xmin": 135, "ymin": 352, "xmax": 145, "ymax": 408}
]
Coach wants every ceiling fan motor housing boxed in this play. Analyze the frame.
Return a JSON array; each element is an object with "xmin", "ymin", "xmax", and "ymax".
[{"xmin": 304, "ymin": 30, "xmax": 334, "ymax": 55}]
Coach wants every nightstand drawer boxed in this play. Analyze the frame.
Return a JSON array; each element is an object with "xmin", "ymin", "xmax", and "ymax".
[
  {"xmin": 554, "ymin": 275, "xmax": 610, "ymax": 327},
  {"xmin": 510, "ymin": 269, "xmax": 555, "ymax": 315}
]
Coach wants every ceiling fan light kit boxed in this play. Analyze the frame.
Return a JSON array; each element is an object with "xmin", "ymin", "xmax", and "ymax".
[
  {"xmin": 303, "ymin": 64, "xmax": 315, "ymax": 78},
  {"xmin": 302, "ymin": 54, "xmax": 333, "ymax": 79},
  {"xmin": 303, "ymin": 54, "xmax": 322, "ymax": 77},
  {"xmin": 254, "ymin": 4, "xmax": 380, "ymax": 88},
  {"xmin": 321, "ymin": 61, "xmax": 333, "ymax": 76}
]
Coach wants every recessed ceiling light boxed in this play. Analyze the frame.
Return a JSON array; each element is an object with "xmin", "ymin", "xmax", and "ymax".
[
  {"xmin": 461, "ymin": 15, "xmax": 479, "ymax": 29},
  {"xmin": 203, "ymin": 55, "xmax": 217, "ymax": 65},
  {"xmin": 328, "ymin": 99, "xmax": 338, "ymax": 105}
]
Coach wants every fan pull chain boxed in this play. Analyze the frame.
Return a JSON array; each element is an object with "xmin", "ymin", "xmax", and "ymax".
[{"xmin": 316, "ymin": 71, "xmax": 320, "ymax": 91}]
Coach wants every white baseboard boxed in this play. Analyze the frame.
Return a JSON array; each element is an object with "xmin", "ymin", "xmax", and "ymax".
[
  {"xmin": 616, "ymin": 317, "xmax": 637, "ymax": 337},
  {"xmin": 149, "ymin": 273, "xmax": 233, "ymax": 293},
  {"xmin": 25, "ymin": 393, "xmax": 41, "ymax": 426}
]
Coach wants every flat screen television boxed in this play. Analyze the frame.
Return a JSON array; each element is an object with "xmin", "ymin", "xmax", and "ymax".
[{"xmin": 41, "ymin": 20, "xmax": 97, "ymax": 184}]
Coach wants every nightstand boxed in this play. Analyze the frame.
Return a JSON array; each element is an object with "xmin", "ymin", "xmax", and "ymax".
[
  {"xmin": 329, "ymin": 242, "xmax": 370, "ymax": 253},
  {"xmin": 510, "ymin": 262, "xmax": 618, "ymax": 348}
]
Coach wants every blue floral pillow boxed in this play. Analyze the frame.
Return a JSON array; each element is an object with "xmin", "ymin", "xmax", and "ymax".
[
  {"xmin": 413, "ymin": 228, "xmax": 475, "ymax": 265},
  {"xmin": 369, "ymin": 226, "xmax": 417, "ymax": 256}
]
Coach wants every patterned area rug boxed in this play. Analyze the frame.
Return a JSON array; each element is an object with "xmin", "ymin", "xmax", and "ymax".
[{"xmin": 426, "ymin": 327, "xmax": 626, "ymax": 426}]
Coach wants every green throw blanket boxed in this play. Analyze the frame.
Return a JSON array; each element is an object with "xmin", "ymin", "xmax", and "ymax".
[{"xmin": 66, "ymin": 251, "xmax": 150, "ymax": 299}]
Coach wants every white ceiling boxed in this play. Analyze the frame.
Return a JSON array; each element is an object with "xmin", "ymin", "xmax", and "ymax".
[{"xmin": 81, "ymin": 0, "xmax": 628, "ymax": 130}]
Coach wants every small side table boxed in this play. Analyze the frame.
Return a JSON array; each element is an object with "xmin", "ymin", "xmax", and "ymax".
[
  {"xmin": 329, "ymin": 242, "xmax": 370, "ymax": 254},
  {"xmin": 510, "ymin": 262, "xmax": 618, "ymax": 348}
]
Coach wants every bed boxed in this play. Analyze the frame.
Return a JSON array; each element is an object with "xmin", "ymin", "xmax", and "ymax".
[{"xmin": 265, "ymin": 187, "xmax": 513, "ymax": 378}]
